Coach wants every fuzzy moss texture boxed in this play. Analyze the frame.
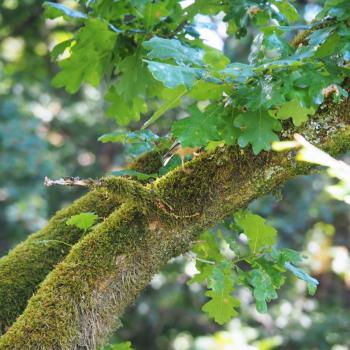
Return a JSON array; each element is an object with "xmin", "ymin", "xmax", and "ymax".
[
  {"xmin": 0, "ymin": 151, "xmax": 163, "ymax": 336},
  {"xmin": 0, "ymin": 98, "xmax": 349, "ymax": 349}
]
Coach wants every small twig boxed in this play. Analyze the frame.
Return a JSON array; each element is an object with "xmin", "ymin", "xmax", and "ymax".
[
  {"xmin": 169, "ymin": 211, "xmax": 201, "ymax": 219},
  {"xmin": 44, "ymin": 176, "xmax": 101, "ymax": 187},
  {"xmin": 45, "ymin": 176, "xmax": 200, "ymax": 219},
  {"xmin": 185, "ymin": 252, "xmax": 215, "ymax": 265},
  {"xmin": 196, "ymin": 257, "xmax": 215, "ymax": 265}
]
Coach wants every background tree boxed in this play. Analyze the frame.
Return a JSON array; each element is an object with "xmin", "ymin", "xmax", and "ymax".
[{"xmin": 0, "ymin": 0, "xmax": 350, "ymax": 349}]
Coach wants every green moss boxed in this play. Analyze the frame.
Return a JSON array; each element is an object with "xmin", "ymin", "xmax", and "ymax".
[
  {"xmin": 0, "ymin": 189, "xmax": 120, "ymax": 335},
  {"xmin": 151, "ymin": 96, "xmax": 350, "ymax": 228},
  {"xmin": 99, "ymin": 177, "xmax": 154, "ymax": 206},
  {"xmin": 128, "ymin": 149, "xmax": 163, "ymax": 175},
  {"xmin": 0, "ymin": 202, "xmax": 149, "ymax": 349},
  {"xmin": 0, "ymin": 150, "xmax": 165, "ymax": 335},
  {"xmin": 1, "ymin": 100, "xmax": 350, "ymax": 348}
]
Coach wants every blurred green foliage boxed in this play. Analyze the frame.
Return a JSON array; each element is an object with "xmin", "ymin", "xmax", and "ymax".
[
  {"xmin": 1, "ymin": 0, "xmax": 350, "ymax": 349},
  {"xmin": 0, "ymin": 0, "xmax": 120, "ymax": 253}
]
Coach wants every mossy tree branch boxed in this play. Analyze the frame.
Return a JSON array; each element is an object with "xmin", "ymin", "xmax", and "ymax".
[
  {"xmin": 0, "ymin": 99, "xmax": 350, "ymax": 349},
  {"xmin": 0, "ymin": 150, "xmax": 163, "ymax": 335}
]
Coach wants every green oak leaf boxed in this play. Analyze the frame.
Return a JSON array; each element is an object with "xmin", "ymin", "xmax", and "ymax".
[
  {"xmin": 144, "ymin": 60, "xmax": 204, "ymax": 88},
  {"xmin": 258, "ymin": 261, "xmax": 286, "ymax": 290},
  {"xmin": 318, "ymin": 0, "xmax": 349, "ymax": 20},
  {"xmin": 315, "ymin": 32, "xmax": 340, "ymax": 58},
  {"xmin": 66, "ymin": 212, "xmax": 98, "ymax": 230},
  {"xmin": 216, "ymin": 107, "xmax": 240, "ymax": 145},
  {"xmin": 208, "ymin": 265, "xmax": 227, "ymax": 294},
  {"xmin": 52, "ymin": 19, "xmax": 116, "ymax": 93},
  {"xmin": 272, "ymin": 0, "xmax": 299, "ymax": 23},
  {"xmin": 188, "ymin": 80, "xmax": 227, "ymax": 101},
  {"xmin": 271, "ymin": 247, "xmax": 304, "ymax": 265},
  {"xmin": 221, "ymin": 63, "xmax": 255, "ymax": 83},
  {"xmin": 43, "ymin": 2, "xmax": 87, "ymax": 20},
  {"xmin": 269, "ymin": 248, "xmax": 318, "ymax": 295},
  {"xmin": 98, "ymin": 129, "xmax": 158, "ymax": 144},
  {"xmin": 143, "ymin": 2, "xmax": 169, "ymax": 29},
  {"xmin": 106, "ymin": 341, "xmax": 134, "ymax": 350},
  {"xmin": 262, "ymin": 33, "xmax": 293, "ymax": 59},
  {"xmin": 234, "ymin": 110, "xmax": 281, "ymax": 154},
  {"xmin": 98, "ymin": 131, "xmax": 127, "ymax": 144},
  {"xmin": 105, "ymin": 88, "xmax": 147, "ymax": 125},
  {"xmin": 233, "ymin": 82, "xmax": 285, "ymax": 112},
  {"xmin": 235, "ymin": 211, "xmax": 277, "ymax": 254},
  {"xmin": 324, "ymin": 0, "xmax": 350, "ymax": 20},
  {"xmin": 115, "ymin": 55, "xmax": 155, "ymax": 102},
  {"xmin": 104, "ymin": 54, "xmax": 160, "ymax": 125},
  {"xmin": 271, "ymin": 99, "xmax": 315, "ymax": 126},
  {"xmin": 189, "ymin": 231, "xmax": 222, "ymax": 285},
  {"xmin": 249, "ymin": 268, "xmax": 278, "ymax": 313},
  {"xmin": 308, "ymin": 27, "xmax": 335, "ymax": 46},
  {"xmin": 142, "ymin": 86, "xmax": 187, "ymax": 128},
  {"xmin": 172, "ymin": 105, "xmax": 221, "ymax": 147},
  {"xmin": 208, "ymin": 261, "xmax": 234, "ymax": 294},
  {"xmin": 192, "ymin": 231, "xmax": 222, "ymax": 262},
  {"xmin": 203, "ymin": 47, "xmax": 230, "ymax": 70},
  {"xmin": 50, "ymin": 39, "xmax": 73, "ymax": 60},
  {"xmin": 143, "ymin": 37, "xmax": 204, "ymax": 66},
  {"xmin": 189, "ymin": 263, "xmax": 215, "ymax": 285},
  {"xmin": 202, "ymin": 290, "xmax": 240, "ymax": 325},
  {"xmin": 97, "ymin": 130, "xmax": 127, "ymax": 143},
  {"xmin": 186, "ymin": 0, "xmax": 223, "ymax": 16},
  {"xmin": 285, "ymin": 262, "xmax": 319, "ymax": 295}
]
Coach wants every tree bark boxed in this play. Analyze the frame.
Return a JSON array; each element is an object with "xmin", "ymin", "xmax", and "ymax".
[
  {"xmin": 0, "ymin": 150, "xmax": 163, "ymax": 335},
  {"xmin": 0, "ymin": 99, "xmax": 349, "ymax": 349}
]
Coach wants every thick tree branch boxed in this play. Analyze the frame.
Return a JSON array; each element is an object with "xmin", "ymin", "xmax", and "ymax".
[
  {"xmin": 0, "ymin": 150, "xmax": 163, "ymax": 335},
  {"xmin": 0, "ymin": 97, "xmax": 349, "ymax": 349}
]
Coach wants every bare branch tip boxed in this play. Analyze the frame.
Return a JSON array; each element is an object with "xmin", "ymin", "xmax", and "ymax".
[{"xmin": 44, "ymin": 176, "xmax": 101, "ymax": 188}]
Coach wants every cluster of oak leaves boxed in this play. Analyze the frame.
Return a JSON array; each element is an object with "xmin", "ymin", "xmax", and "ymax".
[{"xmin": 43, "ymin": 0, "xmax": 350, "ymax": 346}]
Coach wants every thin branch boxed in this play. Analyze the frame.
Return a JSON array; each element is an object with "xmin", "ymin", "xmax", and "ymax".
[{"xmin": 44, "ymin": 176, "xmax": 101, "ymax": 187}]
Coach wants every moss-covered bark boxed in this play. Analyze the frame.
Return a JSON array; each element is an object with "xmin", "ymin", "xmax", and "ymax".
[
  {"xmin": 0, "ymin": 151, "xmax": 163, "ymax": 335},
  {"xmin": 0, "ymin": 99, "xmax": 349, "ymax": 349},
  {"xmin": 0, "ymin": 189, "xmax": 120, "ymax": 336}
]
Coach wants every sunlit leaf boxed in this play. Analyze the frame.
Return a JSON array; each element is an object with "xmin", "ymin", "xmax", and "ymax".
[
  {"xmin": 44, "ymin": 2, "xmax": 87, "ymax": 20},
  {"xmin": 235, "ymin": 211, "xmax": 277, "ymax": 254},
  {"xmin": 66, "ymin": 212, "xmax": 98, "ymax": 230}
]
